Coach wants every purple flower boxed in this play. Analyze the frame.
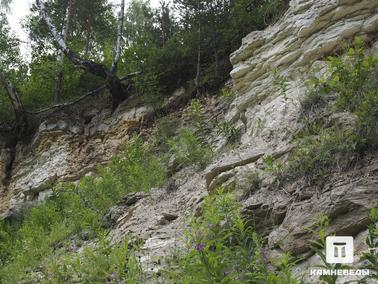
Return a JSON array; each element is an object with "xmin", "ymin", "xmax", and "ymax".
[
  {"xmin": 195, "ymin": 243, "xmax": 206, "ymax": 252},
  {"xmin": 111, "ymin": 272, "xmax": 117, "ymax": 280},
  {"xmin": 223, "ymin": 271, "xmax": 230, "ymax": 277},
  {"xmin": 260, "ymin": 248, "xmax": 270, "ymax": 266},
  {"xmin": 197, "ymin": 229, "xmax": 203, "ymax": 237},
  {"xmin": 70, "ymin": 244, "xmax": 78, "ymax": 253}
]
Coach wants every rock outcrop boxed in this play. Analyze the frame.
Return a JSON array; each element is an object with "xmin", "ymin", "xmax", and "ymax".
[
  {"xmin": 1, "ymin": 0, "xmax": 378, "ymax": 282},
  {"xmin": 214, "ymin": 0, "xmax": 378, "ymax": 258},
  {"xmin": 108, "ymin": 0, "xmax": 378, "ymax": 278}
]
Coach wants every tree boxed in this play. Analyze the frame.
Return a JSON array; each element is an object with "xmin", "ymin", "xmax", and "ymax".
[
  {"xmin": 155, "ymin": 1, "xmax": 176, "ymax": 47},
  {"xmin": 36, "ymin": 0, "xmax": 130, "ymax": 109},
  {"xmin": 54, "ymin": 0, "xmax": 74, "ymax": 104},
  {"xmin": 173, "ymin": 0, "xmax": 205, "ymax": 89},
  {"xmin": 0, "ymin": 13, "xmax": 28, "ymax": 133},
  {"xmin": 26, "ymin": 0, "xmax": 116, "ymax": 106},
  {"xmin": 0, "ymin": 0, "xmax": 11, "ymax": 9}
]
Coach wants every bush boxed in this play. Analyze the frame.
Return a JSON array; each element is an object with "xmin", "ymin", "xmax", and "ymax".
[
  {"xmin": 154, "ymin": 116, "xmax": 180, "ymax": 152},
  {"xmin": 219, "ymin": 88, "xmax": 236, "ymax": 104},
  {"xmin": 165, "ymin": 191, "xmax": 300, "ymax": 283},
  {"xmin": 310, "ymin": 209, "xmax": 378, "ymax": 284},
  {"xmin": 286, "ymin": 128, "xmax": 358, "ymax": 186},
  {"xmin": 44, "ymin": 237, "xmax": 142, "ymax": 283},
  {"xmin": 168, "ymin": 128, "xmax": 213, "ymax": 170},
  {"xmin": 242, "ymin": 172, "xmax": 262, "ymax": 199},
  {"xmin": 361, "ymin": 207, "xmax": 378, "ymax": 282}
]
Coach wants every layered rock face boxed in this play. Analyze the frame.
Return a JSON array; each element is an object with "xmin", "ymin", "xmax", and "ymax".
[
  {"xmin": 0, "ymin": 103, "xmax": 150, "ymax": 218},
  {"xmin": 206, "ymin": 0, "xmax": 378, "ymax": 278},
  {"xmin": 220, "ymin": 0, "xmax": 378, "ymax": 258},
  {"xmin": 110, "ymin": 0, "xmax": 378, "ymax": 278},
  {"xmin": 1, "ymin": 0, "xmax": 378, "ymax": 281}
]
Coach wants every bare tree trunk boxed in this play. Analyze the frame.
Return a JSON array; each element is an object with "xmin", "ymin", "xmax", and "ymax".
[
  {"xmin": 110, "ymin": 0, "xmax": 125, "ymax": 75},
  {"xmin": 194, "ymin": 0, "xmax": 201, "ymax": 91},
  {"xmin": 194, "ymin": 26, "xmax": 201, "ymax": 90},
  {"xmin": 55, "ymin": 0, "xmax": 74, "ymax": 104},
  {"xmin": 84, "ymin": 20, "xmax": 91, "ymax": 56},
  {"xmin": 0, "ymin": 71, "xmax": 28, "ymax": 134},
  {"xmin": 37, "ymin": 0, "xmax": 129, "ymax": 109}
]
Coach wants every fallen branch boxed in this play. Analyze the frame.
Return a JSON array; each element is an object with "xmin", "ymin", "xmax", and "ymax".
[
  {"xmin": 29, "ymin": 72, "xmax": 142, "ymax": 116},
  {"xmin": 28, "ymin": 85, "xmax": 106, "ymax": 115}
]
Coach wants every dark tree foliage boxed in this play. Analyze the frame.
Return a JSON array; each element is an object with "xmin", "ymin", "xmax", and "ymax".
[
  {"xmin": 121, "ymin": 0, "xmax": 288, "ymax": 101},
  {"xmin": 0, "ymin": 0, "xmax": 288, "ymax": 126}
]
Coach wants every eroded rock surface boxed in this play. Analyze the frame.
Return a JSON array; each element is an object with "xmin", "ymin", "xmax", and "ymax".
[
  {"xmin": 0, "ymin": 101, "xmax": 153, "ymax": 218},
  {"xmin": 0, "ymin": 0, "xmax": 377, "ymax": 282}
]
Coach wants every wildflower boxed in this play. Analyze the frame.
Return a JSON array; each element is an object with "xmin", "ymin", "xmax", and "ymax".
[
  {"xmin": 260, "ymin": 248, "xmax": 274, "ymax": 271},
  {"xmin": 223, "ymin": 271, "xmax": 230, "ymax": 277},
  {"xmin": 195, "ymin": 243, "xmax": 206, "ymax": 252},
  {"xmin": 70, "ymin": 244, "xmax": 78, "ymax": 253},
  {"xmin": 260, "ymin": 248, "xmax": 269, "ymax": 266},
  {"xmin": 111, "ymin": 271, "xmax": 117, "ymax": 280}
]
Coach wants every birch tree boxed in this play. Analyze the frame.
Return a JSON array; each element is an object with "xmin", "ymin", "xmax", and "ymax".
[
  {"xmin": 54, "ymin": 0, "xmax": 74, "ymax": 104},
  {"xmin": 36, "ymin": 0, "xmax": 128, "ymax": 109}
]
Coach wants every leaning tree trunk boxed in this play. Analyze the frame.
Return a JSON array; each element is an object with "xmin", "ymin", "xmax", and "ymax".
[
  {"xmin": 55, "ymin": 0, "xmax": 74, "ymax": 104},
  {"xmin": 0, "ymin": 71, "xmax": 28, "ymax": 135},
  {"xmin": 37, "ymin": 0, "xmax": 127, "ymax": 109}
]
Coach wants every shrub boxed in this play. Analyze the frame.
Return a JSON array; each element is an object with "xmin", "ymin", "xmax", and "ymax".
[
  {"xmin": 188, "ymin": 99, "xmax": 207, "ymax": 131},
  {"xmin": 216, "ymin": 121, "xmax": 241, "ymax": 144},
  {"xmin": 165, "ymin": 191, "xmax": 300, "ymax": 283},
  {"xmin": 168, "ymin": 128, "xmax": 213, "ymax": 170},
  {"xmin": 272, "ymin": 68, "xmax": 289, "ymax": 97},
  {"xmin": 44, "ymin": 237, "xmax": 142, "ymax": 283},
  {"xmin": 219, "ymin": 88, "xmax": 236, "ymax": 104},
  {"xmin": 310, "ymin": 209, "xmax": 378, "ymax": 284},
  {"xmin": 286, "ymin": 127, "xmax": 358, "ymax": 186},
  {"xmin": 308, "ymin": 214, "xmax": 344, "ymax": 284},
  {"xmin": 242, "ymin": 172, "xmax": 262, "ymax": 199},
  {"xmin": 154, "ymin": 116, "xmax": 180, "ymax": 152}
]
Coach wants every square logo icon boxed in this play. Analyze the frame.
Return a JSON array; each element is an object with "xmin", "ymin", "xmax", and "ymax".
[{"xmin": 326, "ymin": 236, "xmax": 354, "ymax": 264}]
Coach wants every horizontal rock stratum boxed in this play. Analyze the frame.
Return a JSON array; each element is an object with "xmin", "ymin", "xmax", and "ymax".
[{"xmin": 0, "ymin": 0, "xmax": 377, "ymax": 282}]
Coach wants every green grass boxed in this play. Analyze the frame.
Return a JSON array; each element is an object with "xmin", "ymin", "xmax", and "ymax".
[{"xmin": 0, "ymin": 136, "xmax": 165, "ymax": 283}]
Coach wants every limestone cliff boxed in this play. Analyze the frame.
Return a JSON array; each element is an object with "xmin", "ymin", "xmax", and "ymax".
[{"xmin": 0, "ymin": 0, "xmax": 378, "ymax": 282}]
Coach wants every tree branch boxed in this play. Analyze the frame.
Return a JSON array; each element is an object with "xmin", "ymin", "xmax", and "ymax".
[{"xmin": 29, "ymin": 72, "xmax": 141, "ymax": 116}]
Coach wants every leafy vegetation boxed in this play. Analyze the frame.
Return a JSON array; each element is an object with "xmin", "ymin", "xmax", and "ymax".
[
  {"xmin": 0, "ymin": 137, "xmax": 164, "ymax": 283},
  {"xmin": 168, "ymin": 127, "xmax": 213, "ymax": 170},
  {"xmin": 242, "ymin": 172, "xmax": 262, "ymax": 199},
  {"xmin": 0, "ymin": 0, "xmax": 288, "ymax": 125},
  {"xmin": 273, "ymin": 38, "xmax": 378, "ymax": 186},
  {"xmin": 308, "ymin": 214, "xmax": 342, "ymax": 284},
  {"xmin": 165, "ymin": 191, "xmax": 300, "ymax": 284}
]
